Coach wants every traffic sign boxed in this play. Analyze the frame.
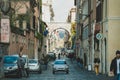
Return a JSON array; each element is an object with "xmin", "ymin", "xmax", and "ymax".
[{"xmin": 96, "ymin": 33, "xmax": 103, "ymax": 40}]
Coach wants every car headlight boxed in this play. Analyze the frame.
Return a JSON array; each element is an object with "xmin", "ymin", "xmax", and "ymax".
[
  {"xmin": 53, "ymin": 66, "xmax": 56, "ymax": 69},
  {"xmin": 12, "ymin": 65, "xmax": 18, "ymax": 70},
  {"xmin": 65, "ymin": 66, "xmax": 69, "ymax": 69},
  {"xmin": 8, "ymin": 65, "xmax": 18, "ymax": 70},
  {"xmin": 53, "ymin": 66, "xmax": 57, "ymax": 69}
]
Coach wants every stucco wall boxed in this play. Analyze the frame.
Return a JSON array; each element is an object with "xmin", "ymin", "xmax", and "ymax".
[
  {"xmin": 108, "ymin": 0, "xmax": 120, "ymax": 17},
  {"xmin": 107, "ymin": 20, "xmax": 120, "ymax": 75},
  {"xmin": 106, "ymin": 0, "xmax": 120, "ymax": 75},
  {"xmin": 108, "ymin": 20, "xmax": 120, "ymax": 54}
]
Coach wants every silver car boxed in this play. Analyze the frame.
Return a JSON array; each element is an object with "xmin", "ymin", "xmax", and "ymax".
[{"xmin": 52, "ymin": 59, "xmax": 69, "ymax": 74}]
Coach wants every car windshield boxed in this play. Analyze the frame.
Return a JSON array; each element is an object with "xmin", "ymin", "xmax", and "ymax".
[
  {"xmin": 54, "ymin": 61, "xmax": 66, "ymax": 65},
  {"xmin": 48, "ymin": 52, "xmax": 54, "ymax": 55},
  {"xmin": 23, "ymin": 57, "xmax": 27, "ymax": 62},
  {"xmin": 4, "ymin": 56, "xmax": 18, "ymax": 64},
  {"xmin": 29, "ymin": 60, "xmax": 37, "ymax": 63}
]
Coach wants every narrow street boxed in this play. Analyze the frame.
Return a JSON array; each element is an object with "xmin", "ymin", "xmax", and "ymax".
[
  {"xmin": 2, "ymin": 56, "xmax": 114, "ymax": 80},
  {"xmin": 0, "ymin": 0, "xmax": 120, "ymax": 79}
]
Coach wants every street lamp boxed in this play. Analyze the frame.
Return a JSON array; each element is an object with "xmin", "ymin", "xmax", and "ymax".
[{"xmin": 0, "ymin": 0, "xmax": 11, "ymax": 15}]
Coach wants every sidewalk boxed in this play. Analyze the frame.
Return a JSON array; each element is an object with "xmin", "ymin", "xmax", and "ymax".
[{"xmin": 73, "ymin": 59, "xmax": 114, "ymax": 80}]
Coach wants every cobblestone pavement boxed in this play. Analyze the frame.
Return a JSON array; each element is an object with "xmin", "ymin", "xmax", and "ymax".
[{"xmin": 1, "ymin": 56, "xmax": 115, "ymax": 80}]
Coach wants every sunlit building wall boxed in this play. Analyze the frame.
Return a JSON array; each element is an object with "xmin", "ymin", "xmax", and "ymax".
[
  {"xmin": 75, "ymin": 0, "xmax": 120, "ymax": 75},
  {"xmin": 103, "ymin": 0, "xmax": 120, "ymax": 75},
  {"xmin": 42, "ymin": 0, "xmax": 51, "ymax": 22}
]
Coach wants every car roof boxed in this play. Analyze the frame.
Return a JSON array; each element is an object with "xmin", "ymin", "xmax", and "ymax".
[
  {"xmin": 12, "ymin": 54, "xmax": 28, "ymax": 57},
  {"xmin": 48, "ymin": 52, "xmax": 55, "ymax": 54},
  {"xmin": 4, "ymin": 55, "xmax": 18, "ymax": 57},
  {"xmin": 29, "ymin": 59, "xmax": 38, "ymax": 60},
  {"xmin": 55, "ymin": 59, "xmax": 66, "ymax": 62}
]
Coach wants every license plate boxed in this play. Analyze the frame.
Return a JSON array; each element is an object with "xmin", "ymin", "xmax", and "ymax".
[{"xmin": 4, "ymin": 70, "xmax": 9, "ymax": 73}]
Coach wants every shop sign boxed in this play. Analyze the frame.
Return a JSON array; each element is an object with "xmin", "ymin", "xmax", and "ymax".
[{"xmin": 1, "ymin": 18, "xmax": 10, "ymax": 43}]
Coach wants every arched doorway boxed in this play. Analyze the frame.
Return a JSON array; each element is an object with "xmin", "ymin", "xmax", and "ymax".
[{"xmin": 48, "ymin": 28, "xmax": 70, "ymax": 51}]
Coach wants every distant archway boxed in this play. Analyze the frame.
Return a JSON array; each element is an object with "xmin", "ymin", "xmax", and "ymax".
[
  {"xmin": 49, "ymin": 27, "xmax": 70, "ymax": 41},
  {"xmin": 47, "ymin": 22, "xmax": 71, "ymax": 51}
]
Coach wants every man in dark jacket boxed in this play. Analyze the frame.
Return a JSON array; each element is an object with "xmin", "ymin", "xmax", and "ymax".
[
  {"xmin": 17, "ymin": 47, "xmax": 26, "ymax": 77},
  {"xmin": 17, "ymin": 54, "xmax": 25, "ymax": 77},
  {"xmin": 110, "ymin": 50, "xmax": 120, "ymax": 80}
]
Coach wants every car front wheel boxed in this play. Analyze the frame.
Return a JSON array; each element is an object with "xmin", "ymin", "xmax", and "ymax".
[
  {"xmin": 38, "ymin": 68, "xmax": 42, "ymax": 74},
  {"xmin": 25, "ymin": 68, "xmax": 29, "ymax": 77},
  {"xmin": 66, "ymin": 70, "xmax": 69, "ymax": 74},
  {"xmin": 53, "ymin": 71, "xmax": 55, "ymax": 74}
]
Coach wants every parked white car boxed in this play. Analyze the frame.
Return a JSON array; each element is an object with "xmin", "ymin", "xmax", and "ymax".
[
  {"xmin": 52, "ymin": 59, "xmax": 69, "ymax": 74},
  {"xmin": 28, "ymin": 59, "xmax": 42, "ymax": 74}
]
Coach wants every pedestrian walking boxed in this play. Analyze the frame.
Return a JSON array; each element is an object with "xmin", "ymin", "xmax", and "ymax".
[
  {"xmin": 94, "ymin": 57, "xmax": 100, "ymax": 75},
  {"xmin": 53, "ymin": 53, "xmax": 56, "ymax": 60},
  {"xmin": 63, "ymin": 52, "xmax": 66, "ymax": 57},
  {"xmin": 76, "ymin": 57, "xmax": 83, "ymax": 68},
  {"xmin": 69, "ymin": 53, "xmax": 74, "ymax": 63},
  {"xmin": 58, "ymin": 53, "xmax": 61, "ymax": 59},
  {"xmin": 43, "ymin": 55, "xmax": 49, "ymax": 70},
  {"xmin": 17, "ymin": 47, "xmax": 26, "ymax": 78},
  {"xmin": 110, "ymin": 50, "xmax": 120, "ymax": 80}
]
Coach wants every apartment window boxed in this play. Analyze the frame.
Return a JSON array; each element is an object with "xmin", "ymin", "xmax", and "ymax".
[
  {"xmin": 33, "ymin": 16, "xmax": 35, "ymax": 29},
  {"xmin": 12, "ymin": 34, "xmax": 15, "ymax": 43},
  {"xmin": 82, "ymin": 26, "xmax": 88, "ymax": 40},
  {"xmin": 15, "ymin": 20, "xmax": 19, "ymax": 28},
  {"xmin": 74, "ymin": 0, "xmax": 76, "ymax": 5},
  {"xmin": 96, "ymin": 1, "xmax": 102, "ymax": 22},
  {"xmin": 16, "ymin": 35, "xmax": 18, "ymax": 43},
  {"xmin": 91, "ymin": 0, "xmax": 94, "ymax": 10},
  {"xmin": 23, "ymin": 20, "xmax": 26, "ymax": 30}
]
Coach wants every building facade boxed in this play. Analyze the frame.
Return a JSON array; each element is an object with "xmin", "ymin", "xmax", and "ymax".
[
  {"xmin": 74, "ymin": 0, "xmax": 120, "ymax": 75},
  {"xmin": 0, "ymin": 0, "xmax": 46, "ymax": 78}
]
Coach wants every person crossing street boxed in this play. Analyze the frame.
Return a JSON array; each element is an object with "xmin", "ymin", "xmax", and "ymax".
[{"xmin": 17, "ymin": 47, "xmax": 26, "ymax": 78}]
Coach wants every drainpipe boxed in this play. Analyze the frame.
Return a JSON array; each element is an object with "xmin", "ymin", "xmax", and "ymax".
[
  {"xmin": 92, "ymin": 20, "xmax": 96, "ymax": 71},
  {"xmin": 75, "ymin": 0, "xmax": 80, "ymax": 57},
  {"xmin": 100, "ymin": 0, "xmax": 104, "ymax": 74},
  {"xmin": 105, "ymin": 0, "xmax": 108, "ymax": 75},
  {"xmin": 88, "ymin": 0, "xmax": 91, "ymax": 70}
]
